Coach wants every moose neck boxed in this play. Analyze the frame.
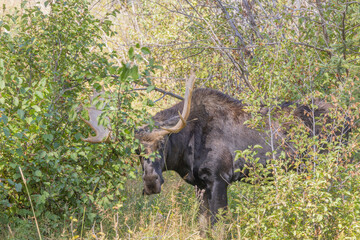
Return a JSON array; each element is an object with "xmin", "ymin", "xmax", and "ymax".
[{"xmin": 159, "ymin": 132, "xmax": 191, "ymax": 178}]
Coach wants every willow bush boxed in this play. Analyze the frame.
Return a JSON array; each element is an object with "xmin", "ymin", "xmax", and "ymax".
[
  {"xmin": 0, "ymin": 0, "xmax": 160, "ymax": 234},
  {"xmin": 225, "ymin": 0, "xmax": 360, "ymax": 238}
]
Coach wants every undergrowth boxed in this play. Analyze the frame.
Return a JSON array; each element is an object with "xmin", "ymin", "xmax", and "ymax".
[{"xmin": 3, "ymin": 163, "xmax": 360, "ymax": 239}]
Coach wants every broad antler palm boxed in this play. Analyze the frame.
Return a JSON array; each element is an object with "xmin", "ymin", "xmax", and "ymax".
[{"xmin": 80, "ymin": 91, "xmax": 111, "ymax": 143}]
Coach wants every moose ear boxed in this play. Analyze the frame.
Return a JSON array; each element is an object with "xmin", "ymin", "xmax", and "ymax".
[{"xmin": 141, "ymin": 137, "xmax": 163, "ymax": 153}]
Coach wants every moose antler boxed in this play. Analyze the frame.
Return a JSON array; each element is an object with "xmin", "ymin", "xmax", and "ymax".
[
  {"xmin": 80, "ymin": 91, "xmax": 111, "ymax": 143},
  {"xmin": 81, "ymin": 72, "xmax": 196, "ymax": 144},
  {"xmin": 161, "ymin": 72, "xmax": 196, "ymax": 133},
  {"xmin": 142, "ymin": 71, "xmax": 196, "ymax": 141}
]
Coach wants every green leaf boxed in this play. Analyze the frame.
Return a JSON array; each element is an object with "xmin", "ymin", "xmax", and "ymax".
[
  {"xmin": 15, "ymin": 183, "xmax": 22, "ymax": 192},
  {"xmin": 0, "ymin": 78, "xmax": 4, "ymax": 89},
  {"xmin": 35, "ymin": 170, "xmax": 42, "ymax": 177},
  {"xmin": 21, "ymin": 1, "xmax": 27, "ymax": 9},
  {"xmin": 17, "ymin": 109, "xmax": 25, "ymax": 119},
  {"xmin": 88, "ymin": 213, "xmax": 97, "ymax": 222},
  {"xmin": 1, "ymin": 114, "xmax": 8, "ymax": 124},
  {"xmin": 135, "ymin": 54, "xmax": 144, "ymax": 62},
  {"xmin": 3, "ymin": 24, "xmax": 10, "ymax": 31},
  {"xmin": 8, "ymin": 179, "xmax": 14, "ymax": 185},
  {"xmin": 9, "ymin": 163, "xmax": 17, "ymax": 169},
  {"xmin": 70, "ymin": 153, "xmax": 77, "ymax": 160},
  {"xmin": 38, "ymin": 151, "xmax": 46, "ymax": 159},
  {"xmin": 120, "ymin": 67, "xmax": 130, "ymax": 80},
  {"xmin": 146, "ymin": 85, "xmax": 155, "ymax": 93},
  {"xmin": 35, "ymin": 91, "xmax": 44, "ymax": 99},
  {"xmin": 32, "ymin": 105, "xmax": 41, "ymax": 112},
  {"xmin": 3, "ymin": 127, "xmax": 10, "ymax": 137},
  {"xmin": 93, "ymin": 83, "xmax": 102, "ymax": 92},
  {"xmin": 42, "ymin": 134, "xmax": 53, "ymax": 142},
  {"xmin": 128, "ymin": 47, "xmax": 134, "ymax": 59},
  {"xmin": 109, "ymin": 66, "xmax": 118, "ymax": 75},
  {"xmin": 154, "ymin": 65, "xmax": 164, "ymax": 70},
  {"xmin": 146, "ymin": 78, "xmax": 152, "ymax": 85},
  {"xmin": 254, "ymin": 145, "xmax": 263, "ymax": 149},
  {"xmin": 16, "ymin": 77, "xmax": 23, "ymax": 85},
  {"xmin": 130, "ymin": 65, "xmax": 139, "ymax": 80},
  {"xmin": 68, "ymin": 109, "xmax": 77, "ymax": 122},
  {"xmin": 129, "ymin": 171, "xmax": 136, "ymax": 179},
  {"xmin": 74, "ymin": 133, "xmax": 82, "ymax": 140},
  {"xmin": 141, "ymin": 47, "xmax": 151, "ymax": 55},
  {"xmin": 13, "ymin": 97, "xmax": 19, "ymax": 106}
]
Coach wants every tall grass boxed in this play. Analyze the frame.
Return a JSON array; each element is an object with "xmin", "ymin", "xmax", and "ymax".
[
  {"xmin": 1, "ymin": 171, "xmax": 206, "ymax": 239},
  {"xmin": 2, "ymin": 163, "xmax": 360, "ymax": 239}
]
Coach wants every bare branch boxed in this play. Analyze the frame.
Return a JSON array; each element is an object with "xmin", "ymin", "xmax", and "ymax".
[
  {"xmin": 154, "ymin": 93, "xmax": 167, "ymax": 103},
  {"xmin": 315, "ymin": 0, "xmax": 330, "ymax": 48},
  {"xmin": 215, "ymin": 0, "xmax": 245, "ymax": 45},
  {"xmin": 110, "ymin": 74, "xmax": 184, "ymax": 100},
  {"xmin": 292, "ymin": 42, "xmax": 332, "ymax": 55},
  {"xmin": 142, "ymin": 83, "xmax": 184, "ymax": 100}
]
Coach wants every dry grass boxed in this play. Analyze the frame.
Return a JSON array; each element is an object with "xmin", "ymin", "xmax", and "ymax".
[
  {"xmin": 1, "ymin": 170, "xmax": 210, "ymax": 239},
  {"xmin": 71, "ymin": 171, "xmax": 239, "ymax": 239},
  {"xmin": 88, "ymin": 171, "xmax": 205, "ymax": 239}
]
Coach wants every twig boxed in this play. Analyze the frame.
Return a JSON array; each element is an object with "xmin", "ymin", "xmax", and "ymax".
[
  {"xmin": 315, "ymin": 0, "xmax": 330, "ymax": 48},
  {"xmin": 292, "ymin": 42, "xmax": 332, "ymax": 54},
  {"xmin": 114, "ymin": 212, "xmax": 119, "ymax": 240},
  {"xmin": 152, "ymin": 0, "xmax": 203, "ymax": 20},
  {"xmin": 154, "ymin": 93, "xmax": 167, "ymax": 103},
  {"xmin": 215, "ymin": 0, "xmax": 245, "ymax": 45},
  {"xmin": 110, "ymin": 74, "xmax": 184, "ymax": 100},
  {"xmin": 184, "ymin": 0, "xmax": 255, "ymax": 92},
  {"xmin": 140, "ymin": 82, "xmax": 184, "ymax": 100},
  {"xmin": 92, "ymin": 222, "xmax": 98, "ymax": 240},
  {"xmin": 342, "ymin": 2, "xmax": 350, "ymax": 76},
  {"xmin": 80, "ymin": 206, "xmax": 86, "ymax": 239},
  {"xmin": 171, "ymin": 48, "xmax": 205, "ymax": 60},
  {"xmin": 19, "ymin": 167, "xmax": 42, "ymax": 240},
  {"xmin": 7, "ymin": 224, "xmax": 14, "ymax": 237}
]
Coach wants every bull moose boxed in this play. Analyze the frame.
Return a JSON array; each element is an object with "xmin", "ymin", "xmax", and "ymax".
[{"xmin": 81, "ymin": 73, "xmax": 349, "ymax": 227}]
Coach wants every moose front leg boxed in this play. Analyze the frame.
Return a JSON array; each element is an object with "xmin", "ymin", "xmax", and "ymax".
[
  {"xmin": 195, "ymin": 186, "xmax": 210, "ymax": 237},
  {"xmin": 208, "ymin": 179, "xmax": 228, "ymax": 224},
  {"xmin": 196, "ymin": 179, "xmax": 228, "ymax": 237}
]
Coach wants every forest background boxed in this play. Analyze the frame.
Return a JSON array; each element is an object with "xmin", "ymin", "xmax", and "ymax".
[{"xmin": 0, "ymin": 0, "xmax": 359, "ymax": 239}]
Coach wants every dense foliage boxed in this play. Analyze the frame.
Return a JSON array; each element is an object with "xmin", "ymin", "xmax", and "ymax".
[
  {"xmin": 0, "ymin": 0, "xmax": 359, "ymax": 239},
  {"xmin": 0, "ymin": 0, "xmax": 161, "ymax": 234}
]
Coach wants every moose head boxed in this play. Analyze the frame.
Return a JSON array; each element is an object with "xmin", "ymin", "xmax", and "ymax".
[{"xmin": 80, "ymin": 73, "xmax": 196, "ymax": 195}]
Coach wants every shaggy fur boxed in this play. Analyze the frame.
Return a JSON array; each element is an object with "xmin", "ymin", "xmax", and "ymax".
[{"xmin": 141, "ymin": 88, "xmax": 346, "ymax": 225}]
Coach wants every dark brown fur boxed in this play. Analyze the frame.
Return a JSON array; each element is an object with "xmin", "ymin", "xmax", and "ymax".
[{"xmin": 141, "ymin": 88, "xmax": 348, "ymax": 226}]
